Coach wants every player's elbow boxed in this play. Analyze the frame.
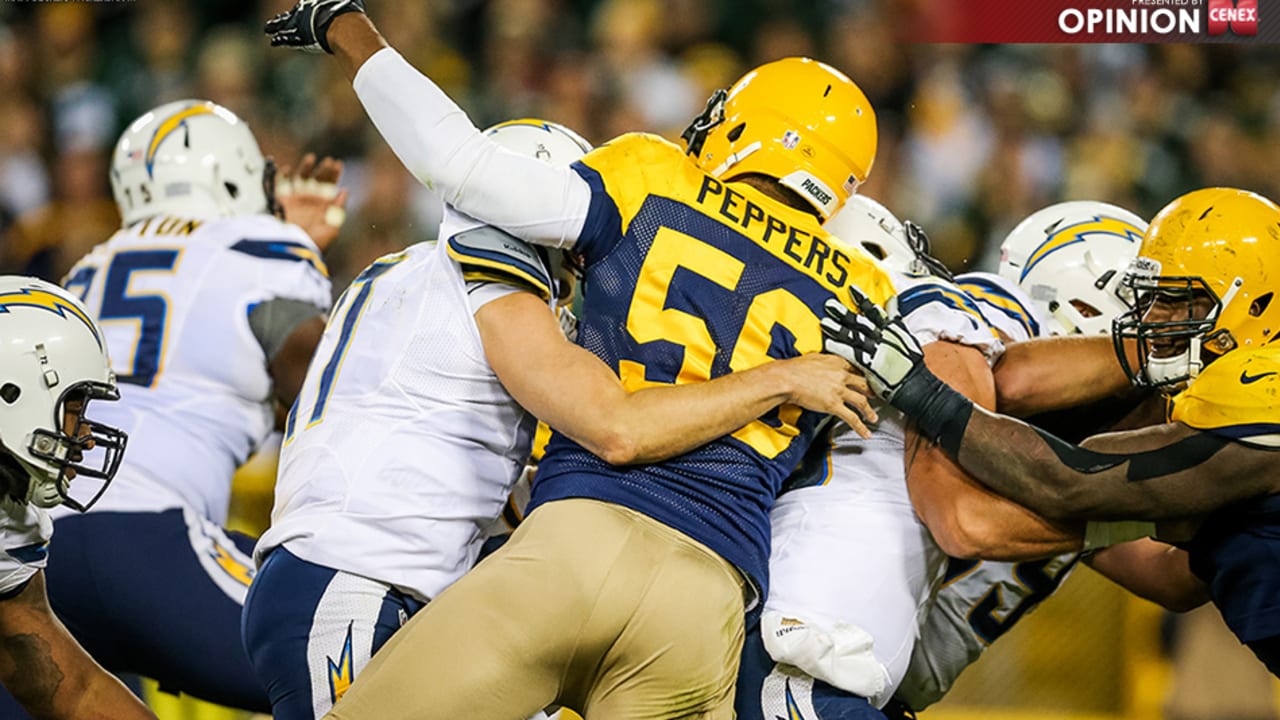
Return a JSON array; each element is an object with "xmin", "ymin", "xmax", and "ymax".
[
  {"xmin": 992, "ymin": 358, "xmax": 1041, "ymax": 417},
  {"xmin": 580, "ymin": 428, "xmax": 640, "ymax": 466},
  {"xmin": 927, "ymin": 510, "xmax": 1007, "ymax": 560}
]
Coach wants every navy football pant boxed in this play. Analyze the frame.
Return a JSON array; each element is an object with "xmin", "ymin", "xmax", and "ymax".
[{"xmin": 46, "ymin": 509, "xmax": 267, "ymax": 711}]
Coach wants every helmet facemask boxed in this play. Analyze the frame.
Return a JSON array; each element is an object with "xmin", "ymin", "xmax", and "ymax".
[
  {"xmin": 681, "ymin": 89, "xmax": 727, "ymax": 160},
  {"xmin": 1113, "ymin": 260, "xmax": 1242, "ymax": 389},
  {"xmin": 21, "ymin": 382, "xmax": 127, "ymax": 512}
]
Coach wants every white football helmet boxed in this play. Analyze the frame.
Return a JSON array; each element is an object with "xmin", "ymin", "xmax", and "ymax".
[
  {"xmin": 998, "ymin": 201, "xmax": 1147, "ymax": 336},
  {"xmin": 111, "ymin": 100, "xmax": 272, "ymax": 226},
  {"xmin": 483, "ymin": 119, "xmax": 593, "ymax": 300},
  {"xmin": 826, "ymin": 195, "xmax": 948, "ymax": 278},
  {"xmin": 483, "ymin": 118, "xmax": 592, "ymax": 167},
  {"xmin": 0, "ymin": 277, "xmax": 127, "ymax": 511}
]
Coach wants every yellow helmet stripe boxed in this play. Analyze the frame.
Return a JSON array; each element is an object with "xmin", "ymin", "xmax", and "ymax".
[
  {"xmin": 0, "ymin": 288, "xmax": 103, "ymax": 349},
  {"xmin": 1021, "ymin": 215, "xmax": 1144, "ymax": 282},
  {"xmin": 146, "ymin": 104, "xmax": 217, "ymax": 177}
]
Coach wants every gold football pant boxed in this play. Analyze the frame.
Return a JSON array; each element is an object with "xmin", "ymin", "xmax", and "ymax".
[{"xmin": 324, "ymin": 497, "xmax": 747, "ymax": 720}]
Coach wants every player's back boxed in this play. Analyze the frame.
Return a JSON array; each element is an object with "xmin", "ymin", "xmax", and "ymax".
[
  {"xmin": 766, "ymin": 275, "xmax": 1003, "ymax": 703},
  {"xmin": 262, "ymin": 215, "xmax": 547, "ymax": 601},
  {"xmin": 62, "ymin": 214, "xmax": 331, "ymax": 524},
  {"xmin": 533, "ymin": 133, "xmax": 897, "ymax": 599},
  {"xmin": 1171, "ymin": 345, "xmax": 1280, "ymax": 670}
]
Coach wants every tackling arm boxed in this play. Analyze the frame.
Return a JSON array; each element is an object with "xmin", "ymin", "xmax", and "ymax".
[
  {"xmin": 0, "ymin": 574, "xmax": 156, "ymax": 720},
  {"xmin": 906, "ymin": 341, "xmax": 1083, "ymax": 560},
  {"xmin": 478, "ymin": 292, "xmax": 877, "ymax": 465},
  {"xmin": 947, "ymin": 410, "xmax": 1274, "ymax": 520},
  {"xmin": 824, "ymin": 289, "xmax": 1280, "ymax": 524}
]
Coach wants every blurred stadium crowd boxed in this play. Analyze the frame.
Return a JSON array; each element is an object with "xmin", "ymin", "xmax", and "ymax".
[{"xmin": 3, "ymin": 0, "xmax": 1280, "ymax": 293}]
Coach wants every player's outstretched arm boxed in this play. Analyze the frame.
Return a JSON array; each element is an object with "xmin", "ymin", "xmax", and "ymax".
[
  {"xmin": 0, "ymin": 574, "xmax": 156, "ymax": 720},
  {"xmin": 266, "ymin": 4, "xmax": 591, "ymax": 249},
  {"xmin": 478, "ymin": 292, "xmax": 878, "ymax": 466},
  {"xmin": 823, "ymin": 290, "xmax": 1279, "ymax": 523},
  {"xmin": 993, "ymin": 335, "xmax": 1136, "ymax": 417}
]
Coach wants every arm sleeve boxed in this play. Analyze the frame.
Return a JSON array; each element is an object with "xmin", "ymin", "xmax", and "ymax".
[{"xmin": 352, "ymin": 49, "xmax": 592, "ymax": 249}]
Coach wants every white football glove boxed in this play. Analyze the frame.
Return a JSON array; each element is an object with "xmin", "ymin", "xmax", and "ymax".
[{"xmin": 820, "ymin": 286, "xmax": 925, "ymax": 404}]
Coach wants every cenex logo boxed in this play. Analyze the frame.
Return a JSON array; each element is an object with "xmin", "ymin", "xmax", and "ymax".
[{"xmin": 1207, "ymin": 0, "xmax": 1258, "ymax": 35}]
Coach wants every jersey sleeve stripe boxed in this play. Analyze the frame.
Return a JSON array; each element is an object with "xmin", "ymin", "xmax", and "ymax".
[
  {"xmin": 230, "ymin": 239, "xmax": 330, "ymax": 277},
  {"xmin": 957, "ymin": 277, "xmax": 1040, "ymax": 338},
  {"xmin": 7, "ymin": 541, "xmax": 48, "ymax": 565},
  {"xmin": 1198, "ymin": 422, "xmax": 1280, "ymax": 448},
  {"xmin": 899, "ymin": 283, "xmax": 988, "ymax": 327},
  {"xmin": 570, "ymin": 162, "xmax": 625, "ymax": 265},
  {"xmin": 446, "ymin": 237, "xmax": 552, "ymax": 301}
]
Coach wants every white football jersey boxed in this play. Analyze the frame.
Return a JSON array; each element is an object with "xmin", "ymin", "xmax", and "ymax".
[
  {"xmin": 0, "ymin": 500, "xmax": 51, "ymax": 597},
  {"xmin": 894, "ymin": 553, "xmax": 1078, "ymax": 709},
  {"xmin": 258, "ymin": 209, "xmax": 555, "ymax": 603},
  {"xmin": 764, "ymin": 276, "xmax": 1003, "ymax": 707},
  {"xmin": 60, "ymin": 214, "xmax": 331, "ymax": 524},
  {"xmin": 896, "ymin": 273, "xmax": 1081, "ymax": 711}
]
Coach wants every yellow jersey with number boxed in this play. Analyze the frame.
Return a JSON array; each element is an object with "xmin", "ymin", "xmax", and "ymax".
[
  {"xmin": 1171, "ymin": 346, "xmax": 1280, "ymax": 448},
  {"xmin": 531, "ymin": 133, "xmax": 896, "ymax": 597}
]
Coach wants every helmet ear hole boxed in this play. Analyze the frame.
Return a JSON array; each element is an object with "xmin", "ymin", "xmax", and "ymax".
[
  {"xmin": 224, "ymin": 181, "xmax": 240, "ymax": 200},
  {"xmin": 1250, "ymin": 292, "xmax": 1272, "ymax": 317},
  {"xmin": 726, "ymin": 123, "xmax": 746, "ymax": 143},
  {"xmin": 861, "ymin": 242, "xmax": 887, "ymax": 260},
  {"xmin": 0, "ymin": 384, "xmax": 19, "ymax": 404}
]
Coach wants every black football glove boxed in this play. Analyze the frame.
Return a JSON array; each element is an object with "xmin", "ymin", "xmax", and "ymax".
[{"xmin": 265, "ymin": 0, "xmax": 367, "ymax": 54}]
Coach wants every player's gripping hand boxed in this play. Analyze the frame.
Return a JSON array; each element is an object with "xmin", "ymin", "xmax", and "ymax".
[
  {"xmin": 820, "ymin": 287, "xmax": 927, "ymax": 405},
  {"xmin": 774, "ymin": 354, "xmax": 879, "ymax": 439},
  {"xmin": 265, "ymin": 0, "xmax": 366, "ymax": 54},
  {"xmin": 823, "ymin": 287, "xmax": 979, "ymax": 453}
]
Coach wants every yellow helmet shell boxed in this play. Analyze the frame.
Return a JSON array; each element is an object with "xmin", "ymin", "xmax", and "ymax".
[
  {"xmin": 691, "ymin": 57, "xmax": 877, "ymax": 221},
  {"xmin": 1141, "ymin": 187, "xmax": 1280, "ymax": 354}
]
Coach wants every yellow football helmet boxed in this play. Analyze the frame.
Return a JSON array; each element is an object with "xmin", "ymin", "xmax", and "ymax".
[
  {"xmin": 1114, "ymin": 187, "xmax": 1280, "ymax": 387},
  {"xmin": 681, "ymin": 57, "xmax": 877, "ymax": 221}
]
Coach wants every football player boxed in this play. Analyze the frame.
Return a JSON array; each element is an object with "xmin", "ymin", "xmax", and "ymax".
[
  {"xmin": 38, "ymin": 100, "xmax": 340, "ymax": 712},
  {"xmin": 739, "ymin": 200, "xmax": 1090, "ymax": 720},
  {"xmin": 243, "ymin": 118, "xmax": 868, "ymax": 720},
  {"xmin": 826, "ymin": 187, "xmax": 1280, "ymax": 676},
  {"xmin": 0, "ymin": 276, "xmax": 153, "ymax": 720},
  {"xmin": 265, "ymin": 2, "xmax": 894, "ymax": 717},
  {"xmin": 894, "ymin": 201, "xmax": 1155, "ymax": 712}
]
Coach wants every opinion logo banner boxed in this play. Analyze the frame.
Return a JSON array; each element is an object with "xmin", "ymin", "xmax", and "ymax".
[{"xmin": 902, "ymin": 0, "xmax": 1271, "ymax": 43}]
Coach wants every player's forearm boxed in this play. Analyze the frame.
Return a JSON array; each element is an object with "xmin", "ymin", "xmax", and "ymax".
[
  {"xmin": 599, "ymin": 362, "xmax": 799, "ymax": 465},
  {"xmin": 326, "ymin": 13, "xmax": 388, "ymax": 79},
  {"xmin": 1086, "ymin": 539, "xmax": 1209, "ymax": 612},
  {"xmin": 0, "ymin": 578, "xmax": 155, "ymax": 720},
  {"xmin": 993, "ymin": 335, "xmax": 1132, "ymax": 417},
  {"xmin": 351, "ymin": 47, "xmax": 588, "ymax": 247},
  {"xmin": 947, "ymin": 409, "xmax": 1244, "ymax": 520}
]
